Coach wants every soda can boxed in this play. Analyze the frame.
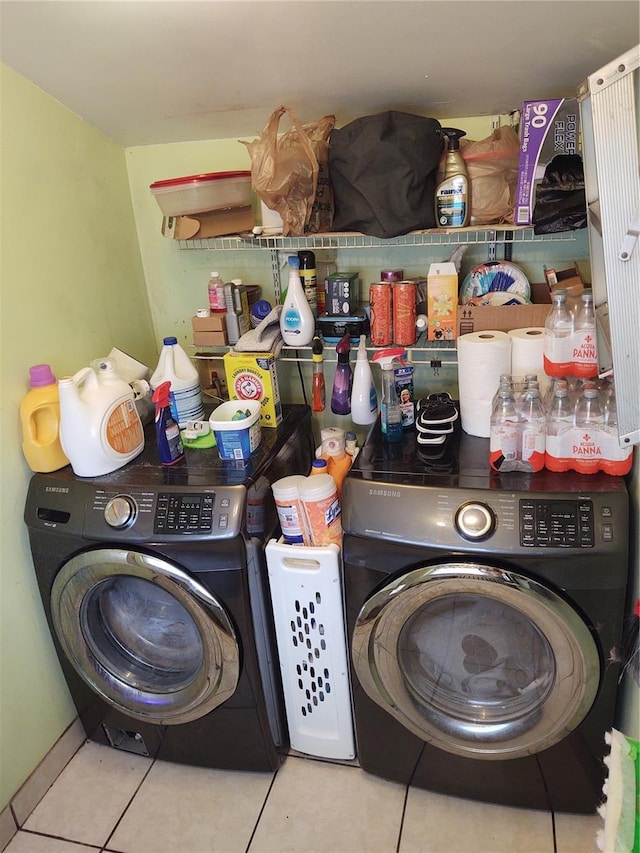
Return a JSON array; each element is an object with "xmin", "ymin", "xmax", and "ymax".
[
  {"xmin": 369, "ymin": 283, "xmax": 392, "ymax": 346},
  {"xmin": 393, "ymin": 281, "xmax": 417, "ymax": 346}
]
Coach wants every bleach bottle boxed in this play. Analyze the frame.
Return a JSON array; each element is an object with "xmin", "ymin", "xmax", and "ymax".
[
  {"xmin": 152, "ymin": 381, "xmax": 184, "ymax": 465},
  {"xmin": 150, "ymin": 337, "xmax": 205, "ymax": 427},
  {"xmin": 58, "ymin": 358, "xmax": 144, "ymax": 477}
]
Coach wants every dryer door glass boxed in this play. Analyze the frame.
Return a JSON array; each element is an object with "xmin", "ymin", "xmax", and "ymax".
[
  {"xmin": 352, "ymin": 561, "xmax": 600, "ymax": 759},
  {"xmin": 51, "ymin": 548, "xmax": 240, "ymax": 725}
]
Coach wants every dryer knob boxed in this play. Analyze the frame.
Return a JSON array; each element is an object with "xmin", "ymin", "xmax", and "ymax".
[
  {"xmin": 104, "ymin": 495, "xmax": 136, "ymax": 529},
  {"xmin": 455, "ymin": 502, "xmax": 495, "ymax": 541}
]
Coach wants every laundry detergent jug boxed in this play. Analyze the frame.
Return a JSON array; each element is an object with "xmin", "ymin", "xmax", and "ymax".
[{"xmin": 59, "ymin": 358, "xmax": 144, "ymax": 477}]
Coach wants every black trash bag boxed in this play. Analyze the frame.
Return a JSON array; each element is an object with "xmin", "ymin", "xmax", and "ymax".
[
  {"xmin": 329, "ymin": 111, "xmax": 444, "ymax": 238},
  {"xmin": 533, "ymin": 154, "xmax": 587, "ymax": 234}
]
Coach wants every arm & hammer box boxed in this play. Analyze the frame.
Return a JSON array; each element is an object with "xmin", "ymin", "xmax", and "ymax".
[
  {"xmin": 223, "ymin": 351, "xmax": 282, "ymax": 427},
  {"xmin": 515, "ymin": 98, "xmax": 581, "ymax": 226}
]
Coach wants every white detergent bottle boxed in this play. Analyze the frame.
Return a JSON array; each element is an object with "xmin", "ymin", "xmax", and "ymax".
[
  {"xmin": 150, "ymin": 336, "xmax": 205, "ymax": 427},
  {"xmin": 350, "ymin": 335, "xmax": 378, "ymax": 424},
  {"xmin": 59, "ymin": 358, "xmax": 144, "ymax": 477},
  {"xmin": 280, "ymin": 256, "xmax": 315, "ymax": 347}
]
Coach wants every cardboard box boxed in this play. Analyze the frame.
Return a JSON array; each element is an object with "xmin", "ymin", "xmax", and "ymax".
[
  {"xmin": 223, "ymin": 351, "xmax": 282, "ymax": 428},
  {"xmin": 193, "ymin": 330, "xmax": 228, "ymax": 347},
  {"xmin": 427, "ymin": 262, "xmax": 458, "ymax": 341},
  {"xmin": 191, "ymin": 314, "xmax": 227, "ymax": 333},
  {"xmin": 162, "ymin": 206, "xmax": 254, "ymax": 240},
  {"xmin": 457, "ymin": 283, "xmax": 552, "ymax": 336},
  {"xmin": 515, "ymin": 98, "xmax": 581, "ymax": 225}
]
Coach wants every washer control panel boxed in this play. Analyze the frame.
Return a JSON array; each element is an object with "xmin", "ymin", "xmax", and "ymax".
[
  {"xmin": 520, "ymin": 499, "xmax": 594, "ymax": 548},
  {"xmin": 84, "ymin": 486, "xmax": 245, "ymax": 540},
  {"xmin": 153, "ymin": 493, "xmax": 216, "ymax": 534}
]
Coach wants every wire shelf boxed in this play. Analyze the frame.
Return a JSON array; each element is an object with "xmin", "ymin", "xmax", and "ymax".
[
  {"xmin": 177, "ymin": 226, "xmax": 577, "ymax": 251},
  {"xmin": 190, "ymin": 339, "xmax": 457, "ymax": 374}
]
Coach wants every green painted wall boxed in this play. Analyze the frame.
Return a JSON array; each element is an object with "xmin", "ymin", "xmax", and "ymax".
[{"xmin": 0, "ymin": 65, "xmax": 156, "ymax": 809}]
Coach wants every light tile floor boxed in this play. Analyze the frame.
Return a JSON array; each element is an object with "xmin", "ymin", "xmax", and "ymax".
[{"xmin": 6, "ymin": 740, "xmax": 601, "ymax": 853}]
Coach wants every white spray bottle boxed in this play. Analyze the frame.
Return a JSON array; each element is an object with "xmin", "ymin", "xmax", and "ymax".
[{"xmin": 350, "ymin": 335, "xmax": 378, "ymax": 424}]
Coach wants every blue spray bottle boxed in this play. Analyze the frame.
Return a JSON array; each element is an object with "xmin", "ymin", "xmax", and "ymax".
[{"xmin": 152, "ymin": 381, "xmax": 184, "ymax": 464}]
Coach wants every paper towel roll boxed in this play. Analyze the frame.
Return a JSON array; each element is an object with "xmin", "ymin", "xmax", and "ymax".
[
  {"xmin": 508, "ymin": 327, "xmax": 550, "ymax": 395},
  {"xmin": 457, "ymin": 331, "xmax": 511, "ymax": 437}
]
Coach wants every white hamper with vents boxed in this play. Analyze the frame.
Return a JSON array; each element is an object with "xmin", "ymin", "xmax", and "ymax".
[{"xmin": 266, "ymin": 539, "xmax": 355, "ymax": 760}]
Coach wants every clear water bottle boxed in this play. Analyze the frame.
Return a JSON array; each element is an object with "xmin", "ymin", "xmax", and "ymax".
[
  {"xmin": 491, "ymin": 374, "xmax": 512, "ymax": 414},
  {"xmin": 603, "ymin": 389, "xmax": 618, "ymax": 431},
  {"xmin": 490, "ymin": 388, "xmax": 520, "ymax": 471},
  {"xmin": 544, "ymin": 289, "xmax": 573, "ymax": 377},
  {"xmin": 546, "ymin": 388, "xmax": 574, "ymax": 435},
  {"xmin": 545, "ymin": 386, "xmax": 574, "ymax": 473},
  {"xmin": 575, "ymin": 387, "xmax": 604, "ymax": 428},
  {"xmin": 519, "ymin": 388, "xmax": 546, "ymax": 472},
  {"xmin": 572, "ymin": 289, "xmax": 598, "ymax": 378},
  {"xmin": 544, "ymin": 376, "xmax": 568, "ymax": 410}
]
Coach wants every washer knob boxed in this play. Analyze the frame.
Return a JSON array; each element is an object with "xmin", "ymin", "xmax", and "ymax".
[
  {"xmin": 104, "ymin": 495, "xmax": 136, "ymax": 529},
  {"xmin": 455, "ymin": 502, "xmax": 495, "ymax": 541}
]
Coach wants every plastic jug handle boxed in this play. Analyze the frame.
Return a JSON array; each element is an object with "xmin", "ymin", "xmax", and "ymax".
[{"xmin": 72, "ymin": 366, "xmax": 96, "ymax": 391}]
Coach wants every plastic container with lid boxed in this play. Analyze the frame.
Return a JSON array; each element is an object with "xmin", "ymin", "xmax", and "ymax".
[
  {"xmin": 298, "ymin": 474, "xmax": 343, "ymax": 549},
  {"xmin": 150, "ymin": 337, "xmax": 205, "ymax": 427},
  {"xmin": 20, "ymin": 364, "xmax": 70, "ymax": 473},
  {"xmin": 208, "ymin": 400, "xmax": 261, "ymax": 461},
  {"xmin": 272, "ymin": 475, "xmax": 308, "ymax": 545},
  {"xmin": 149, "ymin": 171, "xmax": 252, "ymax": 217}
]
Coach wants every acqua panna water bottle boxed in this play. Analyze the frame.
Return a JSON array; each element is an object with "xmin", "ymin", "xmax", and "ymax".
[{"xmin": 543, "ymin": 289, "xmax": 573, "ymax": 377}]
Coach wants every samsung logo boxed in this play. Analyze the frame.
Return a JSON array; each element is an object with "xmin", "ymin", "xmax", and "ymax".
[
  {"xmin": 45, "ymin": 486, "xmax": 69, "ymax": 494},
  {"xmin": 368, "ymin": 488, "xmax": 402, "ymax": 498}
]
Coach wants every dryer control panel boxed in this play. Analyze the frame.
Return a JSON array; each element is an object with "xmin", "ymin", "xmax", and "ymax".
[{"xmin": 520, "ymin": 499, "xmax": 594, "ymax": 548}]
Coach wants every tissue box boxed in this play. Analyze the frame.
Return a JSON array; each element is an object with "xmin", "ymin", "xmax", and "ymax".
[
  {"xmin": 515, "ymin": 98, "xmax": 581, "ymax": 226},
  {"xmin": 223, "ymin": 351, "xmax": 282, "ymax": 428}
]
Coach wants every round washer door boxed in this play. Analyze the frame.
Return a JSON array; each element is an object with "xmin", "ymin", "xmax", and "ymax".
[
  {"xmin": 51, "ymin": 548, "xmax": 240, "ymax": 725},
  {"xmin": 352, "ymin": 561, "xmax": 600, "ymax": 760}
]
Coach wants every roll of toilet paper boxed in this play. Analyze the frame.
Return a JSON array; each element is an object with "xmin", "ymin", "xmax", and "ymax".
[
  {"xmin": 508, "ymin": 327, "xmax": 550, "ymax": 395},
  {"xmin": 457, "ymin": 331, "xmax": 511, "ymax": 438}
]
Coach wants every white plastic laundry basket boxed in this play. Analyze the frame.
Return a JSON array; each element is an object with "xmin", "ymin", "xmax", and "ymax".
[{"xmin": 265, "ymin": 539, "xmax": 355, "ymax": 760}]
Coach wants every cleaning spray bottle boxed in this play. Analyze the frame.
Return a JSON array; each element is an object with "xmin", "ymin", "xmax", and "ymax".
[
  {"xmin": 152, "ymin": 381, "xmax": 184, "ymax": 465},
  {"xmin": 280, "ymin": 255, "xmax": 315, "ymax": 346},
  {"xmin": 350, "ymin": 335, "xmax": 378, "ymax": 425},
  {"xmin": 372, "ymin": 350, "xmax": 403, "ymax": 443},
  {"xmin": 311, "ymin": 336, "xmax": 326, "ymax": 412},
  {"xmin": 331, "ymin": 333, "xmax": 352, "ymax": 415},
  {"xmin": 435, "ymin": 128, "xmax": 470, "ymax": 228}
]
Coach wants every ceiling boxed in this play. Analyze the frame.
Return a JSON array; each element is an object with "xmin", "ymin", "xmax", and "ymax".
[{"xmin": 1, "ymin": 1, "xmax": 638, "ymax": 147}]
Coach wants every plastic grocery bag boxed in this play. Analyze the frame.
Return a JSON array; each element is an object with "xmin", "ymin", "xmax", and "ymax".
[
  {"xmin": 458, "ymin": 125, "xmax": 521, "ymax": 225},
  {"xmin": 533, "ymin": 154, "xmax": 587, "ymax": 234},
  {"xmin": 241, "ymin": 106, "xmax": 334, "ymax": 237}
]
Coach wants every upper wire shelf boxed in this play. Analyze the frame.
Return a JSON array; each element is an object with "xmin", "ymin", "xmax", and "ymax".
[{"xmin": 177, "ymin": 226, "xmax": 577, "ymax": 251}]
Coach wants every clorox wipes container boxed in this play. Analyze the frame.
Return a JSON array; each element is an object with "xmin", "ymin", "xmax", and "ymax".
[{"xmin": 59, "ymin": 358, "xmax": 144, "ymax": 477}]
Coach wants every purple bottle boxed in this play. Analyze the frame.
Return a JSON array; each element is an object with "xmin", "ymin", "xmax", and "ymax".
[{"xmin": 331, "ymin": 334, "xmax": 352, "ymax": 415}]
